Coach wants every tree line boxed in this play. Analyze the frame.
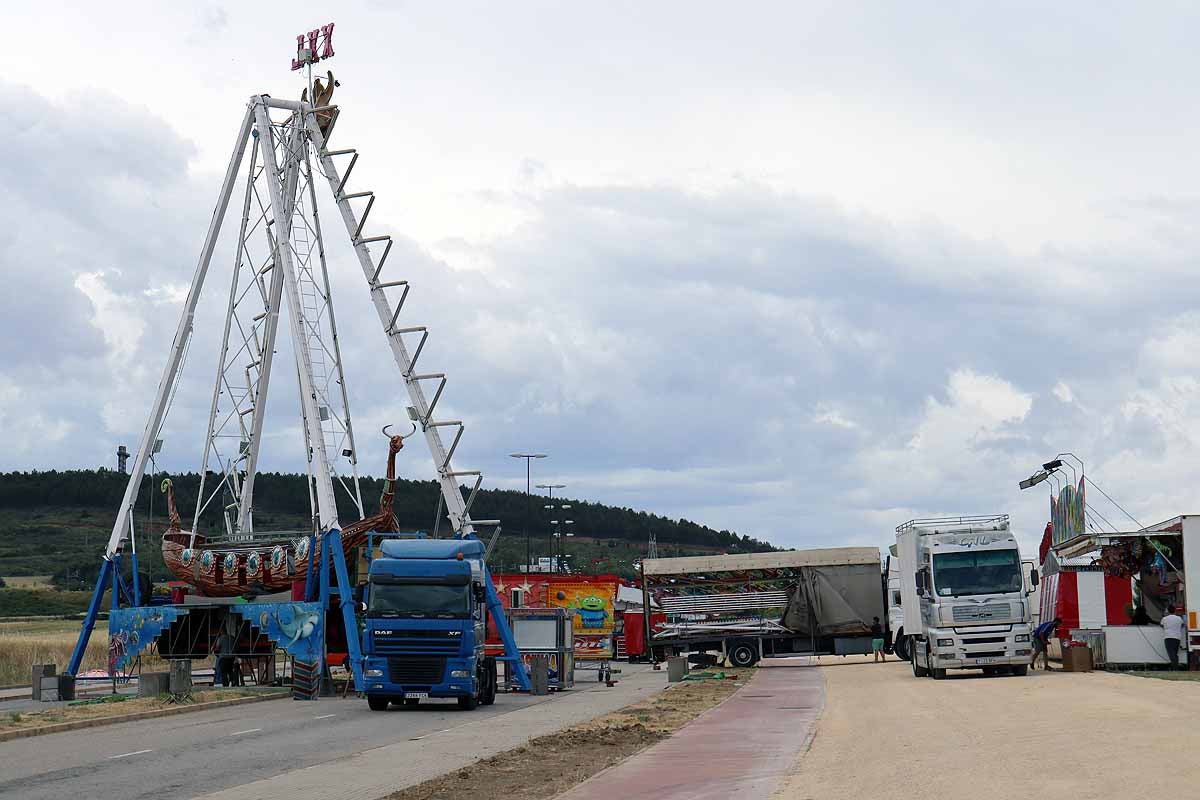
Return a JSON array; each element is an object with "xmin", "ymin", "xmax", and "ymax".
[{"xmin": 0, "ymin": 468, "xmax": 776, "ymax": 552}]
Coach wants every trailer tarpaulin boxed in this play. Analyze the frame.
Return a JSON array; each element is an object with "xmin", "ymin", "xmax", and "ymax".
[{"xmin": 781, "ymin": 564, "xmax": 882, "ymax": 636}]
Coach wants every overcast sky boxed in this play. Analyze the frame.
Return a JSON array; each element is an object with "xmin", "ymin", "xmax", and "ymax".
[{"xmin": 5, "ymin": 2, "xmax": 1200, "ymax": 558}]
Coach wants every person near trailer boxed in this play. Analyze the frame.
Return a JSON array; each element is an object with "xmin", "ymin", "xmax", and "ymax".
[
  {"xmin": 215, "ymin": 627, "xmax": 235, "ymax": 687},
  {"xmin": 1161, "ymin": 605, "xmax": 1186, "ymax": 671},
  {"xmin": 1030, "ymin": 617, "xmax": 1061, "ymax": 671},
  {"xmin": 871, "ymin": 617, "xmax": 886, "ymax": 663}
]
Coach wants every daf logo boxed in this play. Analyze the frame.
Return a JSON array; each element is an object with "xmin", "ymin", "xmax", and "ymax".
[
  {"xmin": 372, "ymin": 630, "xmax": 388, "ymax": 635},
  {"xmin": 447, "ymin": 630, "xmax": 462, "ymax": 636}
]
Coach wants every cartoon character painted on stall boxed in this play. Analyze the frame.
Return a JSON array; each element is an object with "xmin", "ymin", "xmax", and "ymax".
[{"xmin": 574, "ymin": 593, "xmax": 610, "ymax": 630}]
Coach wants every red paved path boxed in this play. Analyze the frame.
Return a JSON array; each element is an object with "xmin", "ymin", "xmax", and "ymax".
[{"xmin": 556, "ymin": 661, "xmax": 825, "ymax": 800}]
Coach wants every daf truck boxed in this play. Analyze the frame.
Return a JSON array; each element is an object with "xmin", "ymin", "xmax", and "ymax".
[
  {"xmin": 896, "ymin": 516, "xmax": 1037, "ymax": 678},
  {"xmin": 359, "ymin": 538, "xmax": 498, "ymax": 709}
]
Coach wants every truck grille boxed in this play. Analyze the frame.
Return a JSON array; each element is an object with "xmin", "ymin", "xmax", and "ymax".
[
  {"xmin": 965, "ymin": 650, "xmax": 1005, "ymax": 659},
  {"xmin": 373, "ymin": 629, "xmax": 462, "ymax": 656},
  {"xmin": 962, "ymin": 636, "xmax": 1006, "ymax": 645},
  {"xmin": 952, "ymin": 604, "xmax": 1011, "ymax": 622},
  {"xmin": 387, "ymin": 656, "xmax": 445, "ymax": 685}
]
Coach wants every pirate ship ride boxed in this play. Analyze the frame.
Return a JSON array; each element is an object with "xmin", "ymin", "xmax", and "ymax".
[{"xmin": 160, "ymin": 426, "xmax": 411, "ymax": 597}]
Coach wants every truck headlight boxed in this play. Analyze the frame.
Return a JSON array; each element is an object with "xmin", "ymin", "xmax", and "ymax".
[
  {"xmin": 365, "ymin": 668, "xmax": 384, "ymax": 677},
  {"xmin": 937, "ymin": 638, "xmax": 954, "ymax": 647},
  {"xmin": 1014, "ymin": 634, "xmax": 1030, "ymax": 642},
  {"xmin": 450, "ymin": 670, "xmax": 471, "ymax": 678}
]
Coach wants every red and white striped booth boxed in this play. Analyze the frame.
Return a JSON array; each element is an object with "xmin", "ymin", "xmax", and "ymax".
[{"xmin": 1039, "ymin": 569, "xmax": 1133, "ymax": 638}]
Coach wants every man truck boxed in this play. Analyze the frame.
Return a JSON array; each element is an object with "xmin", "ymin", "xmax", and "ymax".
[
  {"xmin": 897, "ymin": 516, "xmax": 1038, "ymax": 679},
  {"xmin": 359, "ymin": 538, "xmax": 499, "ymax": 709}
]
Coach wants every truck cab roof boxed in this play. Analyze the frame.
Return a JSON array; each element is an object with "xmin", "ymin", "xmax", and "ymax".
[{"xmin": 378, "ymin": 538, "xmax": 485, "ymax": 560}]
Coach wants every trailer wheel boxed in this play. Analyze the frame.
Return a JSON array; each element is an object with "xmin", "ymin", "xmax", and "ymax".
[
  {"xmin": 367, "ymin": 695, "xmax": 390, "ymax": 711},
  {"xmin": 728, "ymin": 640, "xmax": 759, "ymax": 668},
  {"xmin": 911, "ymin": 638, "xmax": 928, "ymax": 677}
]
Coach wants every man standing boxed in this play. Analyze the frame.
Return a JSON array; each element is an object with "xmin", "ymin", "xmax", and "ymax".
[
  {"xmin": 1031, "ymin": 617, "xmax": 1061, "ymax": 671},
  {"xmin": 1161, "ymin": 605, "xmax": 1186, "ymax": 671},
  {"xmin": 870, "ymin": 617, "xmax": 886, "ymax": 663}
]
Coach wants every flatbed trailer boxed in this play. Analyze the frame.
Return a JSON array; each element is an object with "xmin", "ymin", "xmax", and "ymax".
[{"xmin": 640, "ymin": 547, "xmax": 884, "ymax": 667}]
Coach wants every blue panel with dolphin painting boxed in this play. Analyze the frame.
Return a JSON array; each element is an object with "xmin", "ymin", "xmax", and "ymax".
[
  {"xmin": 107, "ymin": 606, "xmax": 189, "ymax": 674},
  {"xmin": 237, "ymin": 602, "xmax": 324, "ymax": 663}
]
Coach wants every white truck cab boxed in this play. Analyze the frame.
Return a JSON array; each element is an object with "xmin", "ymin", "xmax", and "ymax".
[{"xmin": 896, "ymin": 516, "xmax": 1037, "ymax": 678}]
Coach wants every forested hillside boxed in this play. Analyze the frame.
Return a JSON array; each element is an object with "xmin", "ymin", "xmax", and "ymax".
[{"xmin": 0, "ymin": 469, "xmax": 774, "ymax": 613}]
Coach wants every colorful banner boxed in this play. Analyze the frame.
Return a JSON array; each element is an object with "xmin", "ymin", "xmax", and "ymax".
[
  {"xmin": 1050, "ymin": 476, "xmax": 1086, "ymax": 544},
  {"xmin": 547, "ymin": 580, "xmax": 617, "ymax": 658}
]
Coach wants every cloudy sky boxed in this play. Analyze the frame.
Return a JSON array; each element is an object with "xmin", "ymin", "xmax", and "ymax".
[{"xmin": 5, "ymin": 2, "xmax": 1200, "ymax": 557}]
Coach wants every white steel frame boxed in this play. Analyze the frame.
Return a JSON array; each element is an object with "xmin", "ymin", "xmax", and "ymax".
[{"xmin": 103, "ymin": 94, "xmax": 486, "ymax": 559}]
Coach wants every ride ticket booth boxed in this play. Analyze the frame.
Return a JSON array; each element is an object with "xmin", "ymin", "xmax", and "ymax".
[{"xmin": 504, "ymin": 607, "xmax": 574, "ymax": 691}]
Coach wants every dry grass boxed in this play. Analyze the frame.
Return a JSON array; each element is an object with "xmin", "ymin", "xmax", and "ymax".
[
  {"xmin": 0, "ymin": 619, "xmax": 213, "ymax": 686},
  {"xmin": 0, "ymin": 619, "xmax": 105, "ymax": 685},
  {"xmin": 1, "ymin": 576, "xmax": 52, "ymax": 590}
]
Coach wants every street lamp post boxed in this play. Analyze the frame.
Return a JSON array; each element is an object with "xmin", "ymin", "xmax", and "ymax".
[
  {"xmin": 548, "ymin": 503, "xmax": 574, "ymax": 573},
  {"xmin": 537, "ymin": 483, "xmax": 566, "ymax": 573},
  {"xmin": 510, "ymin": 453, "xmax": 547, "ymax": 573}
]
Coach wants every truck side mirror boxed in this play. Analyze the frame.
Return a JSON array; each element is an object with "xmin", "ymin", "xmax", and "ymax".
[
  {"xmin": 472, "ymin": 582, "xmax": 486, "ymax": 603},
  {"xmin": 916, "ymin": 585, "xmax": 925, "ymax": 597},
  {"xmin": 1030, "ymin": 568, "xmax": 1039, "ymax": 587},
  {"xmin": 352, "ymin": 584, "xmax": 365, "ymax": 606}
]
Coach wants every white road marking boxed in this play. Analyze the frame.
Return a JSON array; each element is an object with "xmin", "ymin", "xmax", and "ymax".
[
  {"xmin": 231, "ymin": 728, "xmax": 262, "ymax": 736},
  {"xmin": 314, "ymin": 714, "xmax": 336, "ymax": 720},
  {"xmin": 108, "ymin": 749, "xmax": 153, "ymax": 759}
]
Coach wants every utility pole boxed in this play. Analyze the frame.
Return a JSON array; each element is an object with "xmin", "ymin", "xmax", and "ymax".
[{"xmin": 510, "ymin": 453, "xmax": 546, "ymax": 572}]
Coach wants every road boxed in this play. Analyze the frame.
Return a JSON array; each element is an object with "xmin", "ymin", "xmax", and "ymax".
[
  {"xmin": 0, "ymin": 663, "xmax": 660, "ymax": 800},
  {"xmin": 773, "ymin": 656, "xmax": 1200, "ymax": 799}
]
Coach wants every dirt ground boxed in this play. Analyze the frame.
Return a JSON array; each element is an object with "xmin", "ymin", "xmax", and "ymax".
[
  {"xmin": 773, "ymin": 655, "xmax": 1200, "ymax": 799},
  {"xmin": 0, "ymin": 687, "xmax": 275, "ymax": 732},
  {"xmin": 386, "ymin": 673, "xmax": 745, "ymax": 800}
]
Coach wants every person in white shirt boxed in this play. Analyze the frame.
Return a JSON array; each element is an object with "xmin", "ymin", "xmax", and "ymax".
[{"xmin": 1160, "ymin": 606, "xmax": 1186, "ymax": 671}]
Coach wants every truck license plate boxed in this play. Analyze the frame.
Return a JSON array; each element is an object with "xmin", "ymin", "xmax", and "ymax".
[
  {"xmin": 976, "ymin": 657, "xmax": 998, "ymax": 664},
  {"xmin": 405, "ymin": 692, "xmax": 428, "ymax": 699}
]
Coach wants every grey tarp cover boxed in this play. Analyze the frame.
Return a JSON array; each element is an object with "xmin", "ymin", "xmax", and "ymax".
[{"xmin": 781, "ymin": 564, "xmax": 883, "ymax": 636}]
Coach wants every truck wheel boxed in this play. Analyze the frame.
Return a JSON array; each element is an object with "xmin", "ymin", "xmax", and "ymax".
[
  {"xmin": 893, "ymin": 631, "xmax": 910, "ymax": 661},
  {"xmin": 728, "ymin": 640, "xmax": 759, "ymax": 668},
  {"xmin": 367, "ymin": 695, "xmax": 390, "ymax": 711},
  {"xmin": 926, "ymin": 647, "xmax": 945, "ymax": 681},
  {"xmin": 481, "ymin": 658, "xmax": 497, "ymax": 706},
  {"xmin": 458, "ymin": 693, "xmax": 478, "ymax": 710},
  {"xmin": 1011, "ymin": 665, "xmax": 1029, "ymax": 677},
  {"xmin": 911, "ymin": 638, "xmax": 928, "ymax": 677}
]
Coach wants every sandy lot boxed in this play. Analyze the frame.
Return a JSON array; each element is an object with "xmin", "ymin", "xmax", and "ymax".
[{"xmin": 773, "ymin": 656, "xmax": 1200, "ymax": 799}]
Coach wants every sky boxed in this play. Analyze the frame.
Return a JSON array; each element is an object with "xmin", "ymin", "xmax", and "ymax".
[{"xmin": 4, "ymin": 2, "xmax": 1200, "ymax": 559}]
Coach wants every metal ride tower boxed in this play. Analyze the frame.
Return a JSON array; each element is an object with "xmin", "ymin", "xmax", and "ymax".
[{"xmin": 67, "ymin": 55, "xmax": 527, "ymax": 692}]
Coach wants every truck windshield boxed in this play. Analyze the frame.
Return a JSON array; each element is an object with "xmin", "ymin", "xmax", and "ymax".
[
  {"xmin": 933, "ymin": 551, "xmax": 1021, "ymax": 597},
  {"xmin": 368, "ymin": 583, "xmax": 470, "ymax": 619}
]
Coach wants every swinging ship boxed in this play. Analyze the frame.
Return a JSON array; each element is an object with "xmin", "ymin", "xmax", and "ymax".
[{"xmin": 160, "ymin": 429, "xmax": 408, "ymax": 597}]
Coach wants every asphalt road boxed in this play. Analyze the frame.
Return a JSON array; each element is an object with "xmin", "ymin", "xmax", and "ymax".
[{"xmin": 0, "ymin": 665, "xmax": 654, "ymax": 800}]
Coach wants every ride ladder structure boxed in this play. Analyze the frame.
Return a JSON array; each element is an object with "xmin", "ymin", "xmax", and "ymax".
[{"xmin": 66, "ymin": 88, "xmax": 531, "ymax": 694}]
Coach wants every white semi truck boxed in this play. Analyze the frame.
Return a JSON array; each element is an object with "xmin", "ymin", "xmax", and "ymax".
[{"xmin": 896, "ymin": 516, "xmax": 1037, "ymax": 678}]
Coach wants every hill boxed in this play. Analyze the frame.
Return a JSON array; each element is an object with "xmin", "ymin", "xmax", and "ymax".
[{"xmin": 0, "ymin": 469, "xmax": 773, "ymax": 615}]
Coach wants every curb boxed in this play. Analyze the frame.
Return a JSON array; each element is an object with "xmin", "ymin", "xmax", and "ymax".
[{"xmin": 0, "ymin": 691, "xmax": 291, "ymax": 743}]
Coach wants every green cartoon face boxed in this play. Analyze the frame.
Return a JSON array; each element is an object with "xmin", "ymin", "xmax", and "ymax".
[{"xmin": 579, "ymin": 595, "xmax": 605, "ymax": 611}]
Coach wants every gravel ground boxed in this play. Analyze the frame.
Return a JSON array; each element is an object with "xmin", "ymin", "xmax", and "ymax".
[{"xmin": 775, "ymin": 655, "xmax": 1200, "ymax": 799}]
